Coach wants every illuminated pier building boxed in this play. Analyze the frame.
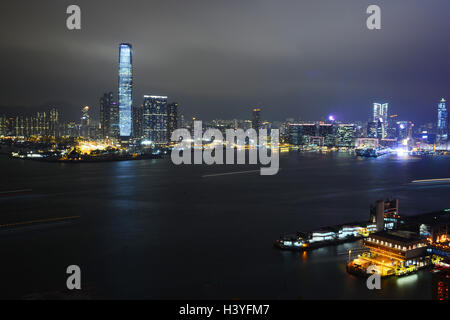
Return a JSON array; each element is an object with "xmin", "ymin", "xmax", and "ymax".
[{"xmin": 350, "ymin": 230, "xmax": 430, "ymax": 277}]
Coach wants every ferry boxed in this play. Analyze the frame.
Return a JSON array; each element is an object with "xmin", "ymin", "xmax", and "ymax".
[{"xmin": 275, "ymin": 223, "xmax": 376, "ymax": 251}]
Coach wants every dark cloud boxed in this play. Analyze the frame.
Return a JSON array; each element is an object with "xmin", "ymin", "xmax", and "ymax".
[{"xmin": 1, "ymin": 0, "xmax": 449, "ymax": 123}]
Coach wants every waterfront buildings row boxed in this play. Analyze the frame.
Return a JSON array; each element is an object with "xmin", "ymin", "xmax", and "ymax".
[
  {"xmin": 1, "ymin": 42, "xmax": 448, "ymax": 149},
  {"xmin": 0, "ymin": 108, "xmax": 61, "ymax": 138},
  {"xmin": 288, "ymin": 123, "xmax": 356, "ymax": 147},
  {"xmin": 99, "ymin": 93, "xmax": 179, "ymax": 144}
]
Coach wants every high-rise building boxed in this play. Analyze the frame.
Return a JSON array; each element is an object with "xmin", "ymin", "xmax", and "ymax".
[
  {"xmin": 167, "ymin": 102, "xmax": 178, "ymax": 141},
  {"xmin": 336, "ymin": 124, "xmax": 355, "ymax": 147},
  {"xmin": 437, "ymin": 98, "xmax": 448, "ymax": 141},
  {"xmin": 110, "ymin": 101, "xmax": 120, "ymax": 139},
  {"xmin": 376, "ymin": 118, "xmax": 384, "ymax": 140},
  {"xmin": 179, "ymin": 113, "xmax": 185, "ymax": 129},
  {"xmin": 367, "ymin": 121, "xmax": 377, "ymax": 138},
  {"xmin": 100, "ymin": 92, "xmax": 113, "ymax": 139},
  {"xmin": 49, "ymin": 108, "xmax": 59, "ymax": 137},
  {"xmin": 80, "ymin": 106, "xmax": 90, "ymax": 138},
  {"xmin": 397, "ymin": 121, "xmax": 413, "ymax": 141},
  {"xmin": 252, "ymin": 108, "xmax": 261, "ymax": 130},
  {"xmin": 289, "ymin": 123, "xmax": 316, "ymax": 146},
  {"xmin": 373, "ymin": 103, "xmax": 389, "ymax": 139},
  {"xmin": 142, "ymin": 95, "xmax": 168, "ymax": 144},
  {"xmin": 100, "ymin": 92, "xmax": 120, "ymax": 139},
  {"xmin": 37, "ymin": 111, "xmax": 49, "ymax": 136},
  {"xmin": 373, "ymin": 103, "xmax": 389, "ymax": 122},
  {"xmin": 133, "ymin": 103, "xmax": 143, "ymax": 139},
  {"xmin": 318, "ymin": 123, "xmax": 335, "ymax": 146},
  {"xmin": 0, "ymin": 115, "xmax": 5, "ymax": 136},
  {"xmin": 118, "ymin": 43, "xmax": 133, "ymax": 139}
]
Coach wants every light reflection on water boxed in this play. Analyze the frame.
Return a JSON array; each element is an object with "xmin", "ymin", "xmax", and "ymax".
[{"xmin": 0, "ymin": 152, "xmax": 449, "ymax": 299}]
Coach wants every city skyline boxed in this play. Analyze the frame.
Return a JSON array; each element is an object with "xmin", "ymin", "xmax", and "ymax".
[
  {"xmin": 1, "ymin": 1, "xmax": 450, "ymax": 303},
  {"xmin": 1, "ymin": 1, "xmax": 450, "ymax": 123}
]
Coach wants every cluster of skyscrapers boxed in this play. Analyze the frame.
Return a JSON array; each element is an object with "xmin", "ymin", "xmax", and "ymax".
[
  {"xmin": 285, "ymin": 99, "xmax": 449, "ymax": 148},
  {"xmin": 99, "ymin": 44, "xmax": 179, "ymax": 145},
  {"xmin": 0, "ymin": 108, "xmax": 60, "ymax": 138},
  {"xmin": 0, "ymin": 43, "xmax": 449, "ymax": 150}
]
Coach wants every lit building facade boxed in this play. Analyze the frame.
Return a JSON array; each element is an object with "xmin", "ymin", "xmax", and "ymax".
[
  {"xmin": 288, "ymin": 123, "xmax": 316, "ymax": 146},
  {"xmin": 336, "ymin": 124, "xmax": 355, "ymax": 147},
  {"xmin": 167, "ymin": 102, "xmax": 178, "ymax": 141},
  {"xmin": 252, "ymin": 108, "xmax": 261, "ymax": 130},
  {"xmin": 348, "ymin": 230, "xmax": 429, "ymax": 277},
  {"xmin": 49, "ymin": 108, "xmax": 59, "ymax": 137},
  {"xmin": 100, "ymin": 92, "xmax": 115, "ymax": 139},
  {"xmin": 80, "ymin": 106, "xmax": 90, "ymax": 138},
  {"xmin": 0, "ymin": 115, "xmax": 5, "ymax": 136},
  {"xmin": 437, "ymin": 98, "xmax": 448, "ymax": 141},
  {"xmin": 318, "ymin": 123, "xmax": 335, "ymax": 146},
  {"xmin": 118, "ymin": 43, "xmax": 133, "ymax": 138},
  {"xmin": 367, "ymin": 121, "xmax": 377, "ymax": 138},
  {"xmin": 373, "ymin": 103, "xmax": 389, "ymax": 139},
  {"xmin": 142, "ymin": 95, "xmax": 168, "ymax": 144},
  {"xmin": 397, "ymin": 121, "xmax": 413, "ymax": 140}
]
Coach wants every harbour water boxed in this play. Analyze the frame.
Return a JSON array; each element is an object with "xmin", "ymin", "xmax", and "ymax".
[{"xmin": 0, "ymin": 152, "xmax": 449, "ymax": 299}]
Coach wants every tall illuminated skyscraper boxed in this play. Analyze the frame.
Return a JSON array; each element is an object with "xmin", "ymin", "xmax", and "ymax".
[
  {"xmin": 373, "ymin": 103, "xmax": 388, "ymax": 123},
  {"xmin": 118, "ymin": 43, "xmax": 133, "ymax": 138},
  {"xmin": 373, "ymin": 103, "xmax": 388, "ymax": 139},
  {"xmin": 437, "ymin": 98, "xmax": 448, "ymax": 141}
]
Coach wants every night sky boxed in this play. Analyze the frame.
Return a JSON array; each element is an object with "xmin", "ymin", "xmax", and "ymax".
[{"xmin": 1, "ymin": 0, "xmax": 450, "ymax": 123}]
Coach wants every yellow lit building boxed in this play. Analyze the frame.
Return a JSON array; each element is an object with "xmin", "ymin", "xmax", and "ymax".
[{"xmin": 348, "ymin": 230, "xmax": 430, "ymax": 277}]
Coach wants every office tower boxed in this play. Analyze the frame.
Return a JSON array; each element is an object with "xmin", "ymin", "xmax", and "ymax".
[
  {"xmin": 179, "ymin": 113, "xmax": 185, "ymax": 129},
  {"xmin": 37, "ymin": 111, "xmax": 48, "ymax": 136},
  {"xmin": 367, "ymin": 121, "xmax": 377, "ymax": 138},
  {"xmin": 100, "ymin": 92, "xmax": 120, "ymax": 139},
  {"xmin": 288, "ymin": 123, "xmax": 316, "ymax": 146},
  {"xmin": 318, "ymin": 123, "xmax": 335, "ymax": 146},
  {"xmin": 373, "ymin": 103, "xmax": 389, "ymax": 122},
  {"xmin": 373, "ymin": 103, "xmax": 388, "ymax": 139},
  {"xmin": 14, "ymin": 116, "xmax": 25, "ymax": 137},
  {"xmin": 133, "ymin": 103, "xmax": 143, "ymax": 139},
  {"xmin": 252, "ymin": 108, "xmax": 261, "ymax": 130},
  {"xmin": 336, "ymin": 124, "xmax": 355, "ymax": 147},
  {"xmin": 437, "ymin": 98, "xmax": 448, "ymax": 141},
  {"xmin": 80, "ymin": 106, "xmax": 90, "ymax": 138},
  {"xmin": 100, "ymin": 92, "xmax": 112, "ymax": 139},
  {"xmin": 110, "ymin": 101, "xmax": 120, "ymax": 139},
  {"xmin": 397, "ymin": 121, "xmax": 412, "ymax": 140},
  {"xmin": 0, "ymin": 115, "xmax": 5, "ymax": 136},
  {"xmin": 49, "ymin": 108, "xmax": 59, "ymax": 137},
  {"xmin": 167, "ymin": 102, "xmax": 178, "ymax": 140},
  {"xmin": 376, "ymin": 118, "xmax": 385, "ymax": 139},
  {"xmin": 118, "ymin": 43, "xmax": 133, "ymax": 139},
  {"xmin": 142, "ymin": 95, "xmax": 168, "ymax": 144}
]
